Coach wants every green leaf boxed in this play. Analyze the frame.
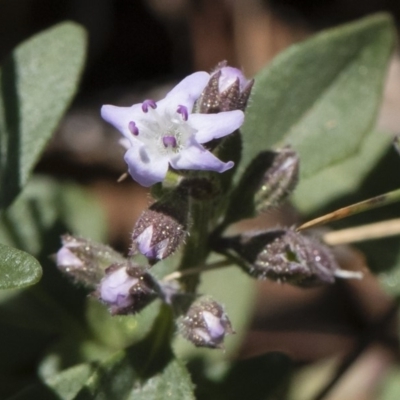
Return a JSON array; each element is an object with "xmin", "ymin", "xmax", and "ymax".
[
  {"xmin": 75, "ymin": 306, "xmax": 194, "ymax": 400},
  {"xmin": 8, "ymin": 364, "xmax": 93, "ymax": 400},
  {"xmin": 73, "ymin": 352, "xmax": 136, "ymax": 400},
  {"xmin": 238, "ymin": 14, "xmax": 394, "ymax": 182},
  {"xmin": 292, "ymin": 130, "xmax": 391, "ymax": 215},
  {"xmin": 0, "ymin": 176, "xmax": 108, "ymax": 380},
  {"xmin": 0, "ymin": 243, "xmax": 41, "ymax": 289},
  {"xmin": 128, "ymin": 359, "xmax": 195, "ymax": 400},
  {"xmin": 85, "ymin": 299, "xmax": 160, "ymax": 352},
  {"xmin": 0, "ymin": 176, "xmax": 107, "ymax": 256},
  {"xmin": 0, "ymin": 22, "xmax": 87, "ymax": 210}
]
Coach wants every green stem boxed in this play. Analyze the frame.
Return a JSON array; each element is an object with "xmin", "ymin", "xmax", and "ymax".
[
  {"xmin": 163, "ymin": 259, "xmax": 231, "ymax": 282},
  {"xmin": 178, "ymin": 198, "xmax": 211, "ymax": 292},
  {"xmin": 298, "ymin": 187, "xmax": 400, "ymax": 231}
]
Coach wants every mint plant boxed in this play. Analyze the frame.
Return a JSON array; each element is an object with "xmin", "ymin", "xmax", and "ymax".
[{"xmin": 0, "ymin": 13, "xmax": 399, "ymax": 400}]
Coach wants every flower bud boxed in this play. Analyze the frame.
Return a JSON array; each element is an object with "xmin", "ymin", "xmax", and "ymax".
[
  {"xmin": 56, "ymin": 235, "xmax": 125, "ymax": 288},
  {"xmin": 195, "ymin": 61, "xmax": 254, "ymax": 113},
  {"xmin": 178, "ymin": 296, "xmax": 234, "ymax": 349},
  {"xmin": 254, "ymin": 147, "xmax": 299, "ymax": 213},
  {"xmin": 95, "ymin": 262, "xmax": 156, "ymax": 315},
  {"xmin": 228, "ymin": 229, "xmax": 362, "ymax": 287},
  {"xmin": 131, "ymin": 193, "xmax": 188, "ymax": 264}
]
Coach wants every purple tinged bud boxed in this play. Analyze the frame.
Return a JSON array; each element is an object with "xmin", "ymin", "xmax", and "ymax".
[
  {"xmin": 254, "ymin": 147, "xmax": 300, "ymax": 213},
  {"xmin": 177, "ymin": 105, "xmax": 188, "ymax": 121},
  {"xmin": 96, "ymin": 263, "xmax": 156, "ymax": 315},
  {"xmin": 178, "ymin": 297, "xmax": 234, "ymax": 349},
  {"xmin": 142, "ymin": 99, "xmax": 157, "ymax": 113},
  {"xmin": 218, "ymin": 65, "xmax": 249, "ymax": 93},
  {"xmin": 195, "ymin": 60, "xmax": 254, "ymax": 113},
  {"xmin": 162, "ymin": 135, "xmax": 177, "ymax": 148},
  {"xmin": 228, "ymin": 229, "xmax": 362, "ymax": 287},
  {"xmin": 131, "ymin": 193, "xmax": 188, "ymax": 264},
  {"xmin": 56, "ymin": 235, "xmax": 125, "ymax": 288},
  {"xmin": 128, "ymin": 121, "xmax": 139, "ymax": 136},
  {"xmin": 57, "ymin": 246, "xmax": 83, "ymax": 269}
]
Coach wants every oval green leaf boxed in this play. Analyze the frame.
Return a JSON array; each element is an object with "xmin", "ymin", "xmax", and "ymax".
[
  {"xmin": 0, "ymin": 243, "xmax": 42, "ymax": 289},
  {"xmin": 0, "ymin": 22, "xmax": 87, "ymax": 210},
  {"xmin": 238, "ymin": 14, "xmax": 395, "ymax": 182}
]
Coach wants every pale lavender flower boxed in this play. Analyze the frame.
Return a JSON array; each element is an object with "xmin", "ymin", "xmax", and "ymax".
[{"xmin": 101, "ymin": 72, "xmax": 244, "ymax": 187}]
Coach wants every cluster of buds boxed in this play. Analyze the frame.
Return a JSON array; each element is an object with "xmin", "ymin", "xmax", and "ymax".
[
  {"xmin": 55, "ymin": 61, "xmax": 364, "ymax": 353},
  {"xmin": 55, "ymin": 62, "xmax": 253, "ymax": 348}
]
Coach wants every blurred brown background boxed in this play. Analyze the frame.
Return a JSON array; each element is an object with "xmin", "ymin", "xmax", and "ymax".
[{"xmin": 2, "ymin": 1, "xmax": 400, "ymax": 398}]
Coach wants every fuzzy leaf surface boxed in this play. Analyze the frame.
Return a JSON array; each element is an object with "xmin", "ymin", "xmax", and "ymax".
[
  {"xmin": 0, "ymin": 243, "xmax": 41, "ymax": 289},
  {"xmin": 0, "ymin": 22, "xmax": 86, "ymax": 209},
  {"xmin": 238, "ymin": 14, "xmax": 394, "ymax": 183}
]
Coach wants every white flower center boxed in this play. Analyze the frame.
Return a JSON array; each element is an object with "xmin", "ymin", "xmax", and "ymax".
[{"xmin": 131, "ymin": 105, "xmax": 195, "ymax": 156}]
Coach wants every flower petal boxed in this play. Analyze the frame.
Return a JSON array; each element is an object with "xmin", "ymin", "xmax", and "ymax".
[
  {"xmin": 189, "ymin": 110, "xmax": 244, "ymax": 143},
  {"xmin": 124, "ymin": 144, "xmax": 169, "ymax": 187},
  {"xmin": 157, "ymin": 71, "xmax": 210, "ymax": 115},
  {"xmin": 170, "ymin": 140, "xmax": 233, "ymax": 173},
  {"xmin": 101, "ymin": 104, "xmax": 143, "ymax": 140}
]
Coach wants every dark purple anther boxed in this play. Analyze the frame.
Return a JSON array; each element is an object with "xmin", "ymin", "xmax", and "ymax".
[
  {"xmin": 162, "ymin": 135, "xmax": 177, "ymax": 148},
  {"xmin": 142, "ymin": 99, "xmax": 157, "ymax": 113},
  {"xmin": 177, "ymin": 105, "xmax": 188, "ymax": 121},
  {"xmin": 128, "ymin": 121, "xmax": 139, "ymax": 136}
]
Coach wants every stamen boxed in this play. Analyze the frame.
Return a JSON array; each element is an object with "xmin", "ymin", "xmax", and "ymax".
[
  {"xmin": 128, "ymin": 121, "xmax": 139, "ymax": 136},
  {"xmin": 142, "ymin": 99, "xmax": 157, "ymax": 113},
  {"xmin": 177, "ymin": 105, "xmax": 188, "ymax": 121},
  {"xmin": 162, "ymin": 135, "xmax": 177, "ymax": 148}
]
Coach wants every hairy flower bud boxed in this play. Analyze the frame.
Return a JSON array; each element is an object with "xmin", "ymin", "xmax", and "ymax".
[
  {"xmin": 56, "ymin": 235, "xmax": 125, "ymax": 288},
  {"xmin": 254, "ymin": 147, "xmax": 299, "ymax": 213},
  {"xmin": 131, "ymin": 193, "xmax": 188, "ymax": 264},
  {"xmin": 195, "ymin": 61, "xmax": 254, "ymax": 113},
  {"xmin": 95, "ymin": 263, "xmax": 156, "ymax": 315},
  {"xmin": 178, "ymin": 297, "xmax": 234, "ymax": 349},
  {"xmin": 228, "ymin": 229, "xmax": 362, "ymax": 287}
]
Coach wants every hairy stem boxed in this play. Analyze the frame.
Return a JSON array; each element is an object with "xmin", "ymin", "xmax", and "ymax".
[
  {"xmin": 163, "ymin": 259, "xmax": 231, "ymax": 282},
  {"xmin": 178, "ymin": 198, "xmax": 211, "ymax": 291}
]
